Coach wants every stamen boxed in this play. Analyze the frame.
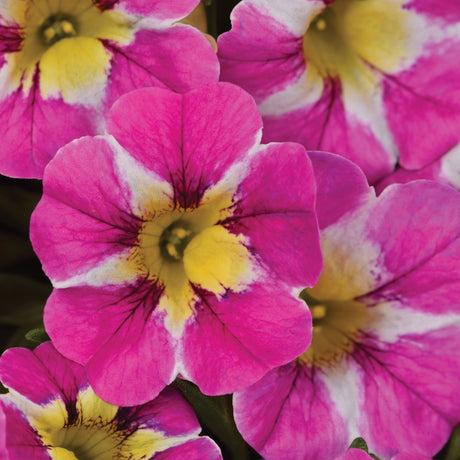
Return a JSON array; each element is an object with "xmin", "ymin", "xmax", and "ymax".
[
  {"xmin": 39, "ymin": 14, "xmax": 78, "ymax": 46},
  {"xmin": 316, "ymin": 18, "xmax": 326, "ymax": 31},
  {"xmin": 159, "ymin": 220, "xmax": 195, "ymax": 262}
]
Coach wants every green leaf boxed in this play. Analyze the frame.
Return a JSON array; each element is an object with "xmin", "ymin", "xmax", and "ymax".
[
  {"xmin": 25, "ymin": 328, "xmax": 50, "ymax": 344},
  {"xmin": 349, "ymin": 437, "xmax": 369, "ymax": 452}
]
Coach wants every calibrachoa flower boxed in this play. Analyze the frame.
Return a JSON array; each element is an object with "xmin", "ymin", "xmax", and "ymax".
[
  {"xmin": 217, "ymin": 0, "xmax": 460, "ymax": 183},
  {"xmin": 0, "ymin": 0, "xmax": 219, "ymax": 178},
  {"xmin": 30, "ymin": 82, "xmax": 322, "ymax": 406},
  {"xmin": 233, "ymin": 152, "xmax": 460, "ymax": 459},
  {"xmin": 0, "ymin": 342, "xmax": 222, "ymax": 460},
  {"xmin": 374, "ymin": 143, "xmax": 460, "ymax": 194}
]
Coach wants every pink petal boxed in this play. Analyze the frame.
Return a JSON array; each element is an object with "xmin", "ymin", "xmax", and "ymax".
[
  {"xmin": 106, "ymin": 83, "xmax": 263, "ymax": 207},
  {"xmin": 104, "ymin": 25, "xmax": 219, "ymax": 108},
  {"xmin": 181, "ymin": 281, "xmax": 312, "ymax": 396},
  {"xmin": 308, "ymin": 151, "xmax": 373, "ymax": 230},
  {"xmin": 262, "ymin": 81, "xmax": 395, "ymax": 184},
  {"xmin": 154, "ymin": 437, "xmax": 222, "ymax": 460},
  {"xmin": 355, "ymin": 328, "xmax": 460, "ymax": 458},
  {"xmin": 0, "ymin": 342, "xmax": 86, "ymax": 405},
  {"xmin": 234, "ymin": 362, "xmax": 349, "ymax": 460},
  {"xmin": 383, "ymin": 39, "xmax": 460, "ymax": 169},
  {"xmin": 0, "ymin": 83, "xmax": 99, "ymax": 179},
  {"xmin": 226, "ymin": 142, "xmax": 322, "ymax": 287},
  {"xmin": 30, "ymin": 136, "xmax": 140, "ymax": 284}
]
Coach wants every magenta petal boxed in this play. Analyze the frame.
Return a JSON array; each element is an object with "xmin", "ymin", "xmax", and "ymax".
[
  {"xmin": 0, "ymin": 85, "xmax": 99, "ymax": 179},
  {"xmin": 0, "ymin": 342, "xmax": 86, "ymax": 405},
  {"xmin": 383, "ymin": 39, "xmax": 460, "ymax": 169},
  {"xmin": 335, "ymin": 449, "xmax": 372, "ymax": 460},
  {"xmin": 153, "ymin": 437, "xmax": 222, "ymax": 460},
  {"xmin": 45, "ymin": 284, "xmax": 176, "ymax": 406},
  {"xmin": 234, "ymin": 363, "xmax": 349, "ymax": 460},
  {"xmin": 391, "ymin": 453, "xmax": 432, "ymax": 460},
  {"xmin": 227, "ymin": 142, "xmax": 321, "ymax": 287},
  {"xmin": 85, "ymin": 301, "xmax": 175, "ymax": 406},
  {"xmin": 364, "ymin": 181, "xmax": 460, "ymax": 294},
  {"xmin": 104, "ymin": 25, "xmax": 219, "ymax": 108},
  {"xmin": 125, "ymin": 386, "xmax": 200, "ymax": 435},
  {"xmin": 355, "ymin": 328, "xmax": 460, "ymax": 458},
  {"xmin": 405, "ymin": 0, "xmax": 460, "ymax": 22},
  {"xmin": 308, "ymin": 151, "xmax": 373, "ymax": 230},
  {"xmin": 262, "ymin": 82, "xmax": 395, "ymax": 184},
  {"xmin": 181, "ymin": 282, "xmax": 311, "ymax": 396},
  {"xmin": 30, "ymin": 136, "xmax": 139, "ymax": 284},
  {"xmin": 0, "ymin": 399, "xmax": 49, "ymax": 460},
  {"xmin": 218, "ymin": 1, "xmax": 306, "ymax": 103},
  {"xmin": 106, "ymin": 83, "xmax": 263, "ymax": 205},
  {"xmin": 114, "ymin": 0, "xmax": 199, "ymax": 21}
]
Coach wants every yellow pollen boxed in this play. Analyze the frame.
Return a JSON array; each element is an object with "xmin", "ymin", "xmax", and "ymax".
[
  {"xmin": 43, "ymin": 28, "xmax": 56, "ymax": 42},
  {"xmin": 166, "ymin": 243, "xmax": 180, "ymax": 260},
  {"xmin": 171, "ymin": 228, "xmax": 191, "ymax": 239},
  {"xmin": 311, "ymin": 304, "xmax": 326, "ymax": 320},
  {"xmin": 316, "ymin": 18, "xmax": 327, "ymax": 31},
  {"xmin": 61, "ymin": 20, "xmax": 76, "ymax": 35}
]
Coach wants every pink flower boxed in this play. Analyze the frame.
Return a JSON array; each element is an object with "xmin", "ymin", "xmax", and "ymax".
[
  {"xmin": 233, "ymin": 152, "xmax": 460, "ymax": 459},
  {"xmin": 0, "ymin": 0, "xmax": 219, "ymax": 179},
  {"xmin": 218, "ymin": 0, "xmax": 460, "ymax": 184},
  {"xmin": 30, "ymin": 82, "xmax": 322, "ymax": 406},
  {"xmin": 0, "ymin": 342, "xmax": 222, "ymax": 460}
]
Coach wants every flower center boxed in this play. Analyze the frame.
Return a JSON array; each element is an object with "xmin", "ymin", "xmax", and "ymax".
[
  {"xmin": 297, "ymin": 289, "xmax": 369, "ymax": 367},
  {"xmin": 159, "ymin": 220, "xmax": 196, "ymax": 262},
  {"xmin": 302, "ymin": 0, "xmax": 410, "ymax": 81},
  {"xmin": 39, "ymin": 13, "xmax": 78, "ymax": 46},
  {"xmin": 50, "ymin": 424, "xmax": 124, "ymax": 460}
]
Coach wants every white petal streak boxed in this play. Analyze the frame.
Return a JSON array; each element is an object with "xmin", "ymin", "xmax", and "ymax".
[
  {"xmin": 53, "ymin": 249, "xmax": 141, "ymax": 289},
  {"xmin": 365, "ymin": 302, "xmax": 460, "ymax": 343},
  {"xmin": 258, "ymin": 67, "xmax": 324, "ymax": 116},
  {"xmin": 109, "ymin": 136, "xmax": 174, "ymax": 218},
  {"xmin": 320, "ymin": 359, "xmax": 363, "ymax": 442},
  {"xmin": 243, "ymin": 0, "xmax": 324, "ymax": 37}
]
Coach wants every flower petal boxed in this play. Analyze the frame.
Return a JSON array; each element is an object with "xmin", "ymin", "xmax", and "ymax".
[
  {"xmin": 234, "ymin": 362, "xmax": 350, "ymax": 460},
  {"xmin": 0, "ymin": 398, "xmax": 49, "ymax": 460},
  {"xmin": 0, "ymin": 83, "xmax": 99, "ymax": 178},
  {"xmin": 104, "ymin": 26, "xmax": 219, "ymax": 108},
  {"xmin": 30, "ymin": 136, "xmax": 142, "ymax": 284},
  {"xmin": 180, "ymin": 282, "xmax": 312, "ymax": 396},
  {"xmin": 354, "ymin": 328, "xmax": 460, "ymax": 458},
  {"xmin": 262, "ymin": 81, "xmax": 396, "ymax": 184},
  {"xmin": 0, "ymin": 342, "xmax": 86, "ymax": 406},
  {"xmin": 106, "ymin": 83, "xmax": 263, "ymax": 206},
  {"xmin": 112, "ymin": 0, "xmax": 200, "ymax": 23},
  {"xmin": 154, "ymin": 437, "xmax": 222, "ymax": 460},
  {"xmin": 225, "ymin": 142, "xmax": 322, "ymax": 287},
  {"xmin": 308, "ymin": 151, "xmax": 372, "ymax": 230},
  {"xmin": 383, "ymin": 38, "xmax": 460, "ymax": 169}
]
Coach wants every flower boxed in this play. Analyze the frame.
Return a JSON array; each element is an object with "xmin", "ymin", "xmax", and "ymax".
[
  {"xmin": 233, "ymin": 152, "xmax": 460, "ymax": 459},
  {"xmin": 0, "ymin": 0, "xmax": 219, "ymax": 179},
  {"xmin": 0, "ymin": 341, "xmax": 222, "ymax": 460},
  {"xmin": 30, "ymin": 82, "xmax": 322, "ymax": 406},
  {"xmin": 217, "ymin": 0, "xmax": 460, "ymax": 183}
]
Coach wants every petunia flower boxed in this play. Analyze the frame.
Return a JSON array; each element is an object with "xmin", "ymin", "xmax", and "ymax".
[
  {"xmin": 233, "ymin": 152, "xmax": 460, "ymax": 459},
  {"xmin": 374, "ymin": 143, "xmax": 460, "ymax": 194},
  {"xmin": 217, "ymin": 0, "xmax": 460, "ymax": 184},
  {"xmin": 0, "ymin": 341, "xmax": 222, "ymax": 460},
  {"xmin": 0, "ymin": 0, "xmax": 219, "ymax": 179},
  {"xmin": 30, "ymin": 82, "xmax": 322, "ymax": 406}
]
